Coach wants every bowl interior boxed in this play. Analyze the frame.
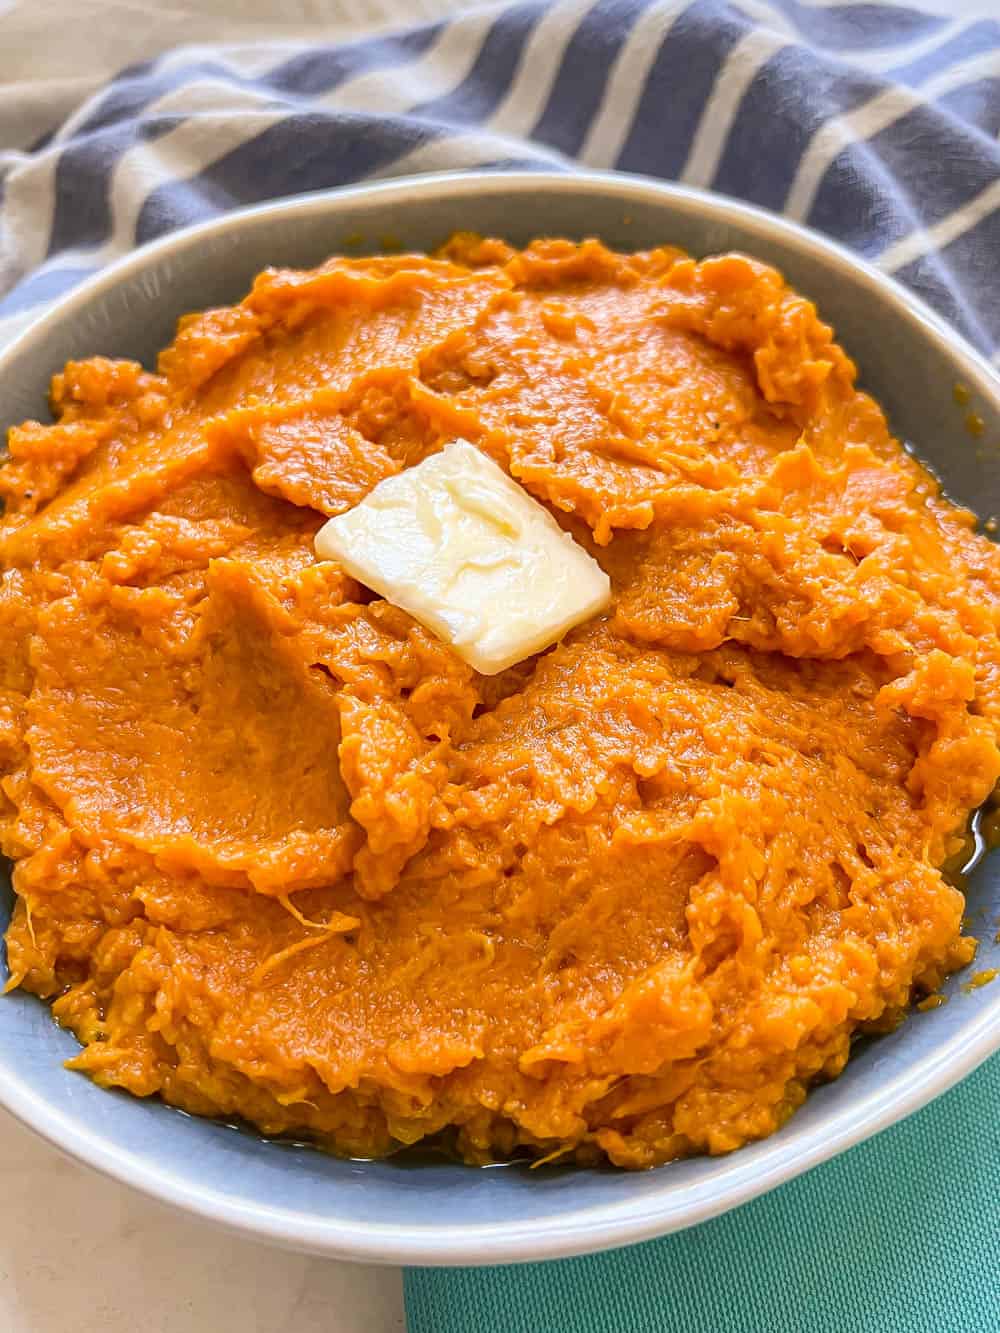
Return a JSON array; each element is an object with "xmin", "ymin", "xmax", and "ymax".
[{"xmin": 0, "ymin": 174, "xmax": 998, "ymax": 1264}]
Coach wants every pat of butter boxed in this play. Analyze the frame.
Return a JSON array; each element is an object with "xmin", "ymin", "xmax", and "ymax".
[{"xmin": 314, "ymin": 440, "xmax": 611, "ymax": 674}]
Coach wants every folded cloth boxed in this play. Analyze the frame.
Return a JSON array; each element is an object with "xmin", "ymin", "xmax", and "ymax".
[
  {"xmin": 1, "ymin": 0, "xmax": 999, "ymax": 358},
  {"xmin": 0, "ymin": 2, "xmax": 998, "ymax": 1329}
]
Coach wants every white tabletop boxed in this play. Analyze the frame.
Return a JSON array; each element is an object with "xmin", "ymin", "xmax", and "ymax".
[{"xmin": 0, "ymin": 1106, "xmax": 405, "ymax": 1333}]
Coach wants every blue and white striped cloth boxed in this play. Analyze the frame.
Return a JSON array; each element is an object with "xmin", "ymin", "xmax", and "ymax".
[{"xmin": 1, "ymin": 0, "xmax": 999, "ymax": 367}]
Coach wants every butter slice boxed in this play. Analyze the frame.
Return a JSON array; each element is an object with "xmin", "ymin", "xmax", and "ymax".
[{"xmin": 314, "ymin": 440, "xmax": 611, "ymax": 674}]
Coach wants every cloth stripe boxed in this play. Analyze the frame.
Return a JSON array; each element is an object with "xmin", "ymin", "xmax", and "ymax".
[
  {"xmin": 889, "ymin": 15, "xmax": 1000, "ymax": 83},
  {"xmin": 877, "ymin": 174, "xmax": 1000, "ymax": 272},
  {"xmin": 2, "ymin": 0, "xmax": 999, "ymax": 371},
  {"xmin": 616, "ymin": 0, "xmax": 753, "ymax": 180},
  {"xmin": 578, "ymin": 1, "xmax": 687, "ymax": 166},
  {"xmin": 51, "ymin": 26, "xmax": 448, "ymax": 145},
  {"xmin": 489, "ymin": 0, "xmax": 593, "ymax": 139},
  {"xmin": 783, "ymin": 47, "xmax": 1000, "ymax": 225},
  {"xmin": 322, "ymin": 13, "xmax": 501, "ymax": 114},
  {"xmin": 711, "ymin": 45, "xmax": 883, "ymax": 210},
  {"xmin": 679, "ymin": 25, "xmax": 788, "ymax": 185},
  {"xmin": 530, "ymin": 0, "xmax": 651, "ymax": 157},
  {"xmin": 408, "ymin": 3, "xmax": 546, "ymax": 122}
]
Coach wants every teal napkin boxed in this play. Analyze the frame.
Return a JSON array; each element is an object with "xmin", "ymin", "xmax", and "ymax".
[{"xmin": 405, "ymin": 1053, "xmax": 999, "ymax": 1332}]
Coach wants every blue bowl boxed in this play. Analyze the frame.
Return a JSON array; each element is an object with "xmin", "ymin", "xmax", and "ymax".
[{"xmin": 1, "ymin": 171, "xmax": 998, "ymax": 1265}]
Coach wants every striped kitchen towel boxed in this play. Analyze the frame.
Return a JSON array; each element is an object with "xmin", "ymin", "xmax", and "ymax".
[{"xmin": 1, "ymin": 0, "xmax": 999, "ymax": 362}]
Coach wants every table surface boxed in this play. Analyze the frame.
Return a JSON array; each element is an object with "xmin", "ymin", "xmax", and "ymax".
[
  {"xmin": 0, "ymin": 1106, "xmax": 406, "ymax": 1333},
  {"xmin": 1, "ymin": 1, "xmax": 995, "ymax": 1330}
]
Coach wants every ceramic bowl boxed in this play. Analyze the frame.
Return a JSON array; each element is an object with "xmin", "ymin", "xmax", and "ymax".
[{"xmin": 1, "ymin": 171, "xmax": 998, "ymax": 1266}]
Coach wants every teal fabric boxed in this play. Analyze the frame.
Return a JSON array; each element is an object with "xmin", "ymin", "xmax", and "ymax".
[{"xmin": 404, "ymin": 1053, "xmax": 1000, "ymax": 1331}]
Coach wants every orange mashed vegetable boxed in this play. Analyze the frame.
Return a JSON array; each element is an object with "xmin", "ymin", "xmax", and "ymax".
[{"xmin": 2, "ymin": 235, "xmax": 999, "ymax": 1169}]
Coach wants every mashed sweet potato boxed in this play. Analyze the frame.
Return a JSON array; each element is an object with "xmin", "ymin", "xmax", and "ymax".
[{"xmin": 2, "ymin": 235, "xmax": 998, "ymax": 1168}]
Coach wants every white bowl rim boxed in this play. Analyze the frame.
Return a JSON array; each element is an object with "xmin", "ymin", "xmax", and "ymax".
[{"xmin": 0, "ymin": 168, "xmax": 998, "ymax": 1267}]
